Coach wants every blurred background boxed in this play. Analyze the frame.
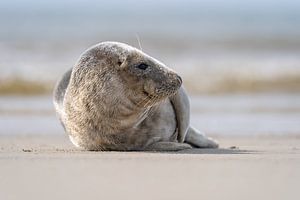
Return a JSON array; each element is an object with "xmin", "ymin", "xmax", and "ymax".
[{"xmin": 0, "ymin": 0, "xmax": 300, "ymax": 136}]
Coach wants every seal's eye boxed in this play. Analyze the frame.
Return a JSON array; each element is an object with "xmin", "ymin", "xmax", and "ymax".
[{"xmin": 137, "ymin": 63, "xmax": 148, "ymax": 70}]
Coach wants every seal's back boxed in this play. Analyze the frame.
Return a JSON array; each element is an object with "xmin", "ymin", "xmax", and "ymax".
[{"xmin": 53, "ymin": 68, "xmax": 72, "ymax": 120}]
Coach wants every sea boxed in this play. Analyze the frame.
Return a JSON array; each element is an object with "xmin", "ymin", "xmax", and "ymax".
[{"xmin": 0, "ymin": 0, "xmax": 299, "ymax": 136}]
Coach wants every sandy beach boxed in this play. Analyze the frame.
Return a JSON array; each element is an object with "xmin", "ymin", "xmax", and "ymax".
[{"xmin": 0, "ymin": 135, "xmax": 299, "ymax": 200}]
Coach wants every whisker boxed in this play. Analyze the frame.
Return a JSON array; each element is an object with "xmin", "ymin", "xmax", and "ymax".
[
  {"xmin": 143, "ymin": 97, "xmax": 152, "ymax": 108},
  {"xmin": 135, "ymin": 33, "xmax": 143, "ymax": 51},
  {"xmin": 136, "ymin": 95, "xmax": 149, "ymax": 108},
  {"xmin": 148, "ymin": 98, "xmax": 159, "ymax": 116},
  {"xmin": 145, "ymin": 94, "xmax": 157, "ymax": 108}
]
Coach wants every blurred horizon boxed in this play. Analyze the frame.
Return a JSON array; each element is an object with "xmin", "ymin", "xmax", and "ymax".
[{"xmin": 1, "ymin": 0, "xmax": 300, "ymax": 94}]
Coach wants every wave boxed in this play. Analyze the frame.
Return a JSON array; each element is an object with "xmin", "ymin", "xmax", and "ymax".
[
  {"xmin": 184, "ymin": 73, "xmax": 300, "ymax": 94},
  {"xmin": 0, "ymin": 79, "xmax": 51, "ymax": 95},
  {"xmin": 1, "ymin": 73, "xmax": 300, "ymax": 95}
]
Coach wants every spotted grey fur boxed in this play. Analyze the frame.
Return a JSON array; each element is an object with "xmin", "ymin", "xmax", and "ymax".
[{"xmin": 53, "ymin": 41, "xmax": 218, "ymax": 151}]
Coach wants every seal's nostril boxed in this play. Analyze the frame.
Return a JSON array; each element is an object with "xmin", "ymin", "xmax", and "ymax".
[{"xmin": 177, "ymin": 75, "xmax": 182, "ymax": 84}]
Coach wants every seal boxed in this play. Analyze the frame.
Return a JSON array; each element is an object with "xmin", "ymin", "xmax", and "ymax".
[{"xmin": 53, "ymin": 41, "xmax": 218, "ymax": 151}]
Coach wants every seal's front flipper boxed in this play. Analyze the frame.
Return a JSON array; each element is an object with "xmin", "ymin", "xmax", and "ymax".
[
  {"xmin": 144, "ymin": 142, "xmax": 192, "ymax": 151},
  {"xmin": 169, "ymin": 86, "xmax": 190, "ymax": 143},
  {"xmin": 185, "ymin": 126, "xmax": 219, "ymax": 148}
]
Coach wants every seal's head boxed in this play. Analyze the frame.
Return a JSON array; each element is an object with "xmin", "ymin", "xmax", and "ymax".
[{"xmin": 72, "ymin": 41, "xmax": 182, "ymax": 109}]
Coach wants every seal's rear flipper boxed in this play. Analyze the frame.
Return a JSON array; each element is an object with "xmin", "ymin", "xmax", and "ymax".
[{"xmin": 185, "ymin": 126, "xmax": 219, "ymax": 148}]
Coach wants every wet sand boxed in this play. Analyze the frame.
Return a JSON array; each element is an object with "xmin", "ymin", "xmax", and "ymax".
[{"xmin": 0, "ymin": 135, "xmax": 299, "ymax": 200}]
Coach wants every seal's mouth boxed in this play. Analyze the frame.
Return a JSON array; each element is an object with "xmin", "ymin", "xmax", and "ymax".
[
  {"xmin": 143, "ymin": 90, "xmax": 157, "ymax": 99},
  {"xmin": 143, "ymin": 88, "xmax": 177, "ymax": 99},
  {"xmin": 142, "ymin": 77, "xmax": 181, "ymax": 99},
  {"xmin": 139, "ymin": 87, "xmax": 178, "ymax": 108},
  {"xmin": 143, "ymin": 90, "xmax": 150, "ymax": 96}
]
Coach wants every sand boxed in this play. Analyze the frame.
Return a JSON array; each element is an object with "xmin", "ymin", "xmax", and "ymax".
[{"xmin": 0, "ymin": 135, "xmax": 299, "ymax": 200}]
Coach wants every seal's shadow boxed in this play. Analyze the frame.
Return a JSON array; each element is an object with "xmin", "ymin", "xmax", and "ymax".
[{"xmin": 171, "ymin": 148, "xmax": 257, "ymax": 154}]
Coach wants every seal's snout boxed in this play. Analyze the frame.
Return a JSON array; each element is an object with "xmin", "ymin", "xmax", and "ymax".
[
  {"xmin": 150, "ymin": 72, "xmax": 182, "ymax": 98},
  {"xmin": 169, "ymin": 73, "xmax": 182, "ymax": 88}
]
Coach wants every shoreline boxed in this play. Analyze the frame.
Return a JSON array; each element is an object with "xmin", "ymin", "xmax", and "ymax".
[{"xmin": 1, "ymin": 134, "xmax": 299, "ymax": 152}]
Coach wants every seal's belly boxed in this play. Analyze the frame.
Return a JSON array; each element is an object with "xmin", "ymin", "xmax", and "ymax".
[{"xmin": 130, "ymin": 99, "xmax": 177, "ymax": 148}]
